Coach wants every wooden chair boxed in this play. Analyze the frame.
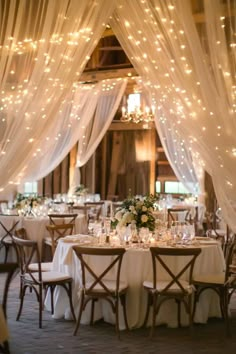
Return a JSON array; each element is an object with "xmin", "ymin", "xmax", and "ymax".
[
  {"xmin": 143, "ymin": 246, "xmax": 201, "ymax": 337},
  {"xmin": 0, "ymin": 217, "xmax": 20, "ymax": 263},
  {"xmin": 205, "ymin": 211, "xmax": 231, "ymax": 256},
  {"xmin": 72, "ymin": 246, "xmax": 129, "ymax": 338},
  {"xmin": 43, "ymin": 223, "xmax": 74, "ymax": 260},
  {"xmin": 12, "ymin": 236, "xmax": 75, "ymax": 328},
  {"xmin": 15, "ymin": 228, "xmax": 51, "ymax": 272},
  {"xmin": 84, "ymin": 202, "xmax": 105, "ymax": 221},
  {"xmin": 48, "ymin": 213, "xmax": 78, "ymax": 228},
  {"xmin": 72, "ymin": 205, "xmax": 90, "ymax": 224},
  {"xmin": 167, "ymin": 207, "xmax": 193, "ymax": 228},
  {"xmin": 0, "ymin": 262, "xmax": 18, "ymax": 354},
  {"xmin": 193, "ymin": 235, "xmax": 236, "ymax": 336}
]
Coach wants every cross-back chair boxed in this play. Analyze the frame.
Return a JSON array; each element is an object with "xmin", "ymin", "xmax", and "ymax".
[
  {"xmin": 193, "ymin": 235, "xmax": 236, "ymax": 336},
  {"xmin": 15, "ymin": 228, "xmax": 51, "ymax": 272},
  {"xmin": 72, "ymin": 205, "xmax": 90, "ymax": 224},
  {"xmin": 72, "ymin": 246, "xmax": 129, "ymax": 339},
  {"xmin": 143, "ymin": 246, "xmax": 201, "ymax": 337},
  {"xmin": 84, "ymin": 202, "xmax": 105, "ymax": 221},
  {"xmin": 12, "ymin": 235, "xmax": 75, "ymax": 328},
  {"xmin": 167, "ymin": 207, "xmax": 193, "ymax": 228},
  {"xmin": 48, "ymin": 212, "xmax": 78, "ymax": 227},
  {"xmin": 0, "ymin": 216, "xmax": 20, "ymax": 263},
  {"xmin": 205, "ymin": 210, "xmax": 231, "ymax": 256},
  {"xmin": 42, "ymin": 223, "xmax": 74, "ymax": 260},
  {"xmin": 0, "ymin": 262, "xmax": 18, "ymax": 354}
]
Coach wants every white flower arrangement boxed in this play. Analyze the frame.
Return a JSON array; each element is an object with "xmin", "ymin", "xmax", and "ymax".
[{"xmin": 112, "ymin": 194, "xmax": 156, "ymax": 231}]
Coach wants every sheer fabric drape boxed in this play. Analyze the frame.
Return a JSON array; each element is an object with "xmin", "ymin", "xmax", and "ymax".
[
  {"xmin": 69, "ymin": 78, "xmax": 127, "ymax": 192},
  {"xmin": 137, "ymin": 79, "xmax": 201, "ymax": 195},
  {"xmin": 110, "ymin": 0, "xmax": 236, "ymax": 231},
  {"xmin": 0, "ymin": 0, "xmax": 116, "ymax": 194},
  {"xmin": 1, "ymin": 0, "xmax": 236, "ymax": 233}
]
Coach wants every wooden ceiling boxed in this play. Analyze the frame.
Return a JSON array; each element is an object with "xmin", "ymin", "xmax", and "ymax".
[{"xmin": 79, "ymin": 0, "xmax": 232, "ymax": 84}]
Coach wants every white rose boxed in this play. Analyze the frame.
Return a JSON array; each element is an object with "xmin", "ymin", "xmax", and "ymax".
[
  {"xmin": 141, "ymin": 214, "xmax": 148, "ymax": 223},
  {"xmin": 142, "ymin": 206, "xmax": 147, "ymax": 212}
]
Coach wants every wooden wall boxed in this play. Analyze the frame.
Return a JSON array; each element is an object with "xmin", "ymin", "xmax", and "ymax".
[{"xmin": 38, "ymin": 154, "xmax": 70, "ymax": 198}]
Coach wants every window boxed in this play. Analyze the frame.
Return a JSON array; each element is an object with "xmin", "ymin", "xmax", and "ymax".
[
  {"xmin": 164, "ymin": 181, "xmax": 190, "ymax": 194},
  {"xmin": 155, "ymin": 181, "xmax": 161, "ymax": 193},
  {"xmin": 24, "ymin": 182, "xmax": 38, "ymax": 195}
]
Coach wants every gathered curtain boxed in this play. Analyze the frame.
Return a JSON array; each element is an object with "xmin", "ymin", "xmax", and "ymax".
[
  {"xmin": 1, "ymin": 0, "xmax": 236, "ymax": 232},
  {"xmin": 68, "ymin": 77, "xmax": 127, "ymax": 193},
  {"xmin": 0, "ymin": 0, "xmax": 116, "ymax": 195},
  {"xmin": 137, "ymin": 79, "xmax": 201, "ymax": 195},
  {"xmin": 110, "ymin": 0, "xmax": 236, "ymax": 231}
]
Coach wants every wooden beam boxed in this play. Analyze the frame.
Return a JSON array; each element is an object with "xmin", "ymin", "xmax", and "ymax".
[
  {"xmin": 109, "ymin": 121, "xmax": 155, "ymax": 131},
  {"xmin": 79, "ymin": 67, "xmax": 137, "ymax": 82},
  {"xmin": 99, "ymin": 46, "xmax": 124, "ymax": 51}
]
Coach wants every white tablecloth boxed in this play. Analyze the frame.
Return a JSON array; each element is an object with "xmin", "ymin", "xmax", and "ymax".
[
  {"xmin": 0, "ymin": 214, "xmax": 87, "ymax": 260},
  {"xmin": 45, "ymin": 239, "xmax": 225, "ymax": 329}
]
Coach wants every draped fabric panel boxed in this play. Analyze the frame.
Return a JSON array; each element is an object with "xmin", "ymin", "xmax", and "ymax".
[
  {"xmin": 1, "ymin": 0, "xmax": 236, "ymax": 233},
  {"xmin": 0, "ymin": 0, "xmax": 116, "ymax": 195},
  {"xmin": 136, "ymin": 79, "xmax": 201, "ymax": 195},
  {"xmin": 69, "ymin": 78, "xmax": 127, "ymax": 193},
  {"xmin": 110, "ymin": 0, "xmax": 236, "ymax": 231}
]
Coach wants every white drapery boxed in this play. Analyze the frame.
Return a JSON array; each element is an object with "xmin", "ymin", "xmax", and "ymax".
[
  {"xmin": 1, "ymin": 0, "xmax": 236, "ymax": 231},
  {"xmin": 110, "ymin": 0, "xmax": 236, "ymax": 231},
  {"xmin": 136, "ymin": 78, "xmax": 201, "ymax": 195},
  {"xmin": 68, "ymin": 78, "xmax": 127, "ymax": 193},
  {"xmin": 0, "ymin": 0, "xmax": 116, "ymax": 194}
]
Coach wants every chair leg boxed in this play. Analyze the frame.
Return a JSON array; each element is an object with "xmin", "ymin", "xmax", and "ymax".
[
  {"xmin": 142, "ymin": 292, "xmax": 152, "ymax": 328},
  {"xmin": 4, "ymin": 245, "xmax": 10, "ymax": 264},
  {"xmin": 50, "ymin": 286, "xmax": 55, "ymax": 315},
  {"xmin": 90, "ymin": 299, "xmax": 96, "ymax": 325},
  {"xmin": 150, "ymin": 294, "xmax": 157, "ymax": 338},
  {"xmin": 115, "ymin": 298, "xmax": 120, "ymax": 339},
  {"xmin": 73, "ymin": 292, "xmax": 85, "ymax": 336},
  {"xmin": 16, "ymin": 285, "xmax": 27, "ymax": 321},
  {"xmin": 61, "ymin": 282, "xmax": 76, "ymax": 321},
  {"xmin": 120, "ymin": 294, "xmax": 129, "ymax": 330},
  {"xmin": 223, "ymin": 289, "xmax": 231, "ymax": 337},
  {"xmin": 177, "ymin": 300, "xmax": 181, "ymax": 327},
  {"xmin": 39, "ymin": 285, "xmax": 43, "ymax": 328},
  {"xmin": 68, "ymin": 282, "xmax": 76, "ymax": 321}
]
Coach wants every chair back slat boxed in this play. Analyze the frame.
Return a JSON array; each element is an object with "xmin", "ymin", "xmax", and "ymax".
[
  {"xmin": 46, "ymin": 223, "xmax": 74, "ymax": 256},
  {"xmin": 150, "ymin": 247, "xmax": 201, "ymax": 294},
  {"xmin": 13, "ymin": 236, "xmax": 42, "ymax": 283},
  {"xmin": 84, "ymin": 202, "xmax": 105, "ymax": 221},
  {"xmin": 167, "ymin": 208, "xmax": 193, "ymax": 228},
  {"xmin": 48, "ymin": 213, "xmax": 78, "ymax": 227},
  {"xmin": 72, "ymin": 246, "xmax": 125, "ymax": 297}
]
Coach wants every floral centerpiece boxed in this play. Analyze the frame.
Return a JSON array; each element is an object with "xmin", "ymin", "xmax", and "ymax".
[
  {"xmin": 112, "ymin": 194, "xmax": 157, "ymax": 231},
  {"xmin": 13, "ymin": 193, "xmax": 43, "ymax": 214},
  {"xmin": 74, "ymin": 184, "xmax": 88, "ymax": 196}
]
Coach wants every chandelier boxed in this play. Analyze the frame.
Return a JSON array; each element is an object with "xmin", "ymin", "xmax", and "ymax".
[{"xmin": 120, "ymin": 93, "xmax": 155, "ymax": 124}]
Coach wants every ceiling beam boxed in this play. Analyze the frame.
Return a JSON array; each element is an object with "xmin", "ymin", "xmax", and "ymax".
[{"xmin": 79, "ymin": 67, "xmax": 137, "ymax": 83}]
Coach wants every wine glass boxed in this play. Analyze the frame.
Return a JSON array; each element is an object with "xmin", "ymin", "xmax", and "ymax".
[
  {"xmin": 139, "ymin": 227, "xmax": 149, "ymax": 244},
  {"xmin": 104, "ymin": 217, "xmax": 111, "ymax": 235}
]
